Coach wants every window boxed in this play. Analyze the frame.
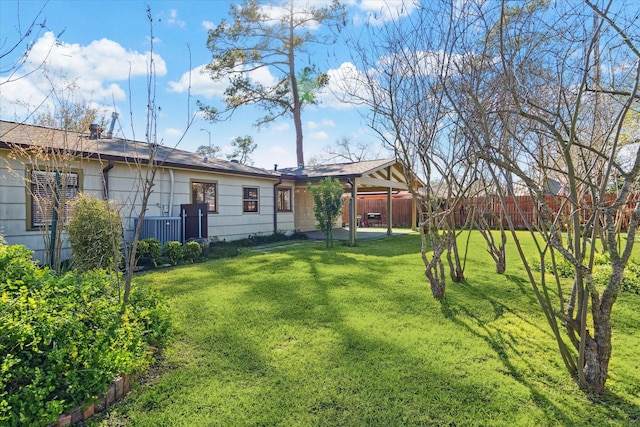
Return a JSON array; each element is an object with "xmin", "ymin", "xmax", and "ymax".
[
  {"xmin": 243, "ymin": 187, "xmax": 259, "ymax": 213},
  {"xmin": 277, "ymin": 187, "xmax": 292, "ymax": 212},
  {"xmin": 192, "ymin": 181, "xmax": 217, "ymax": 212},
  {"xmin": 29, "ymin": 170, "xmax": 79, "ymax": 228}
]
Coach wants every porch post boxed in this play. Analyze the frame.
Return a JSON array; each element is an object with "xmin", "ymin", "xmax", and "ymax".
[
  {"xmin": 350, "ymin": 178, "xmax": 358, "ymax": 245},
  {"xmin": 387, "ymin": 166, "xmax": 392, "ymax": 236},
  {"xmin": 412, "ymin": 196, "xmax": 418, "ymax": 231}
]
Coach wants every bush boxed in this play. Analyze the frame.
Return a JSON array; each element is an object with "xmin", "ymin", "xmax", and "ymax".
[
  {"xmin": 183, "ymin": 241, "xmax": 202, "ymax": 263},
  {"xmin": 0, "ymin": 240, "xmax": 170, "ymax": 425},
  {"xmin": 145, "ymin": 238, "xmax": 162, "ymax": 266},
  {"xmin": 621, "ymin": 258, "xmax": 640, "ymax": 294},
  {"xmin": 66, "ymin": 193, "xmax": 123, "ymax": 272},
  {"xmin": 135, "ymin": 238, "xmax": 162, "ymax": 267},
  {"xmin": 531, "ymin": 255, "xmax": 574, "ymax": 278},
  {"xmin": 163, "ymin": 241, "xmax": 183, "ymax": 266}
]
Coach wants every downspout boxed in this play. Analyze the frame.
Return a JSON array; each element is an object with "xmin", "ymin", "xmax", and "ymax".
[
  {"xmin": 273, "ymin": 176, "xmax": 282, "ymax": 234},
  {"xmin": 102, "ymin": 160, "xmax": 115, "ymax": 200},
  {"xmin": 347, "ymin": 178, "xmax": 356, "ymax": 246},
  {"xmin": 168, "ymin": 169, "xmax": 175, "ymax": 217}
]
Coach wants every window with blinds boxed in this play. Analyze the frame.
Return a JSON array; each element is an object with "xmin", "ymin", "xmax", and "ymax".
[{"xmin": 30, "ymin": 170, "xmax": 79, "ymax": 228}]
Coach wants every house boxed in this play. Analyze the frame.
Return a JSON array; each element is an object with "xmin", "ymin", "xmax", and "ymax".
[{"xmin": 0, "ymin": 120, "xmax": 417, "ymax": 264}]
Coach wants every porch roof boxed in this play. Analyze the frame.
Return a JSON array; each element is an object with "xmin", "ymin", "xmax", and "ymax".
[{"xmin": 279, "ymin": 158, "xmax": 423, "ymax": 192}]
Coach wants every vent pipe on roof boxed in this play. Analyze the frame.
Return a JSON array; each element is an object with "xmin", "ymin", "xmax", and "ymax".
[
  {"xmin": 89, "ymin": 123, "xmax": 102, "ymax": 139},
  {"xmin": 274, "ymin": 164, "xmax": 278, "ymax": 171},
  {"xmin": 106, "ymin": 112, "xmax": 119, "ymax": 138}
]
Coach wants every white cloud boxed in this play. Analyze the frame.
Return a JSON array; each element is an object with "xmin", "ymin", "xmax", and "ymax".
[
  {"xmin": 28, "ymin": 32, "xmax": 165, "ymax": 81},
  {"xmin": 310, "ymin": 131, "xmax": 329, "ymax": 140},
  {"xmin": 317, "ymin": 62, "xmax": 368, "ymax": 110},
  {"xmin": 267, "ymin": 145, "xmax": 296, "ymax": 169},
  {"xmin": 354, "ymin": 0, "xmax": 417, "ymax": 26},
  {"xmin": 168, "ymin": 64, "xmax": 228, "ymax": 98},
  {"xmin": 166, "ymin": 9, "xmax": 186, "ymax": 28},
  {"xmin": 202, "ymin": 20, "xmax": 215, "ymax": 31},
  {"xmin": 165, "ymin": 127, "xmax": 183, "ymax": 137},
  {"xmin": 0, "ymin": 32, "xmax": 165, "ymax": 121},
  {"xmin": 307, "ymin": 119, "xmax": 335, "ymax": 129},
  {"xmin": 169, "ymin": 63, "xmax": 277, "ymax": 99},
  {"xmin": 270, "ymin": 123, "xmax": 290, "ymax": 133}
]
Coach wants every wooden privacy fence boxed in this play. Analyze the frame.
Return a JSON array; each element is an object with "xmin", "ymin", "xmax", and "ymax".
[
  {"xmin": 342, "ymin": 194, "xmax": 639, "ymax": 230},
  {"xmin": 342, "ymin": 197, "xmax": 415, "ymax": 228},
  {"xmin": 454, "ymin": 194, "xmax": 639, "ymax": 230}
]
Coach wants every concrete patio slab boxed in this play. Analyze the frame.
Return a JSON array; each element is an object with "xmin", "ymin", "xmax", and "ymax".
[{"xmin": 303, "ymin": 227, "xmax": 415, "ymax": 241}]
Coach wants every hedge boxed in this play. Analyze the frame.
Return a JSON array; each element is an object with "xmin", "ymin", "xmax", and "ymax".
[{"xmin": 0, "ymin": 241, "xmax": 171, "ymax": 426}]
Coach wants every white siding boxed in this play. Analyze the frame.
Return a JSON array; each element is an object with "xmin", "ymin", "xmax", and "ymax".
[
  {"xmin": 294, "ymin": 186, "xmax": 319, "ymax": 231},
  {"xmin": 1, "ymin": 148, "xmax": 297, "ymax": 263}
]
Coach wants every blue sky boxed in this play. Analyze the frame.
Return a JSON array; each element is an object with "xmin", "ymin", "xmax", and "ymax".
[{"xmin": 0, "ymin": 0, "xmax": 414, "ymax": 168}]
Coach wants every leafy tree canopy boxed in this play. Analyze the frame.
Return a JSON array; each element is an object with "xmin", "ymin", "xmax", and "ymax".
[{"xmin": 199, "ymin": 0, "xmax": 346, "ymax": 166}]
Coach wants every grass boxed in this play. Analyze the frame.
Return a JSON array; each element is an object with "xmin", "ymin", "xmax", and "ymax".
[{"xmin": 90, "ymin": 232, "xmax": 640, "ymax": 426}]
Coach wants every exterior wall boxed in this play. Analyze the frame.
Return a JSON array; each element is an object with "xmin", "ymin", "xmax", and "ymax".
[
  {"xmin": 0, "ymin": 148, "xmax": 296, "ymax": 264},
  {"xmin": 275, "ymin": 180, "xmax": 296, "ymax": 232},
  {"xmin": 293, "ymin": 184, "xmax": 348, "ymax": 232},
  {"xmin": 293, "ymin": 185, "xmax": 318, "ymax": 231},
  {"xmin": 0, "ymin": 152, "xmax": 108, "ymax": 263}
]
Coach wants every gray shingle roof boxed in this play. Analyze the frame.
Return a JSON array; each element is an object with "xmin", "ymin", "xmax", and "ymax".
[
  {"xmin": 0, "ymin": 121, "xmax": 278, "ymax": 179},
  {"xmin": 278, "ymin": 158, "xmax": 396, "ymax": 179}
]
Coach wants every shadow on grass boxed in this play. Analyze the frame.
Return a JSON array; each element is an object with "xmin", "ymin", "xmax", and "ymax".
[
  {"xmin": 440, "ymin": 294, "xmax": 574, "ymax": 424},
  {"xmin": 130, "ymin": 235, "xmax": 639, "ymax": 425},
  {"xmin": 439, "ymin": 284, "xmax": 640, "ymax": 424}
]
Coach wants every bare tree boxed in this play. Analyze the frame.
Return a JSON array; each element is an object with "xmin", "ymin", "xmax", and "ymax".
[
  {"xmin": 3, "ymin": 77, "xmax": 104, "ymax": 271},
  {"xmin": 342, "ymin": 1, "xmax": 475, "ymax": 298},
  {"xmin": 448, "ymin": 0, "xmax": 640, "ymax": 393},
  {"xmin": 119, "ymin": 7, "xmax": 197, "ymax": 308},
  {"xmin": 312, "ymin": 136, "xmax": 386, "ymax": 164}
]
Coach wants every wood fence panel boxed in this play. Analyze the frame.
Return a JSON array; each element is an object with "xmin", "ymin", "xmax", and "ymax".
[
  {"xmin": 341, "ymin": 193, "xmax": 638, "ymax": 231},
  {"xmin": 343, "ymin": 198, "xmax": 415, "ymax": 228}
]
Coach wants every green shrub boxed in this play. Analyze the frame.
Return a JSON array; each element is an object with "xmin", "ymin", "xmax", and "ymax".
[
  {"xmin": 163, "ymin": 241, "xmax": 183, "ymax": 265},
  {"xmin": 0, "ymin": 240, "xmax": 171, "ymax": 426},
  {"xmin": 128, "ymin": 280, "xmax": 172, "ymax": 347},
  {"xmin": 183, "ymin": 241, "xmax": 202, "ymax": 263},
  {"xmin": 135, "ymin": 238, "xmax": 162, "ymax": 267},
  {"xmin": 621, "ymin": 258, "xmax": 640, "ymax": 294},
  {"xmin": 134, "ymin": 239, "xmax": 149, "ymax": 264},
  {"xmin": 591, "ymin": 258, "xmax": 640, "ymax": 294},
  {"xmin": 66, "ymin": 193, "xmax": 123, "ymax": 272},
  {"xmin": 531, "ymin": 255, "xmax": 574, "ymax": 278},
  {"xmin": 144, "ymin": 238, "xmax": 162, "ymax": 266}
]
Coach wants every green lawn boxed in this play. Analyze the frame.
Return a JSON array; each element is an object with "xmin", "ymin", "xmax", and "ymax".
[{"xmin": 91, "ymin": 232, "xmax": 640, "ymax": 426}]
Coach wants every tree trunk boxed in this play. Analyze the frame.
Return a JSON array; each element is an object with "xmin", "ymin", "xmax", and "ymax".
[
  {"xmin": 424, "ymin": 241, "xmax": 447, "ymax": 299},
  {"xmin": 287, "ymin": 9, "xmax": 304, "ymax": 167},
  {"xmin": 447, "ymin": 234, "xmax": 465, "ymax": 282},
  {"xmin": 477, "ymin": 214, "xmax": 507, "ymax": 274},
  {"xmin": 582, "ymin": 331, "xmax": 610, "ymax": 394}
]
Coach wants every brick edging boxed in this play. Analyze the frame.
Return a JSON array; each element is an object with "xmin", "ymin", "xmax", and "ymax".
[{"xmin": 50, "ymin": 373, "xmax": 134, "ymax": 427}]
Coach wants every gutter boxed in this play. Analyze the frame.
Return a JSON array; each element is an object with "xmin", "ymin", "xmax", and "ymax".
[
  {"xmin": 273, "ymin": 176, "xmax": 282, "ymax": 234},
  {"xmin": 102, "ymin": 160, "xmax": 115, "ymax": 200}
]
